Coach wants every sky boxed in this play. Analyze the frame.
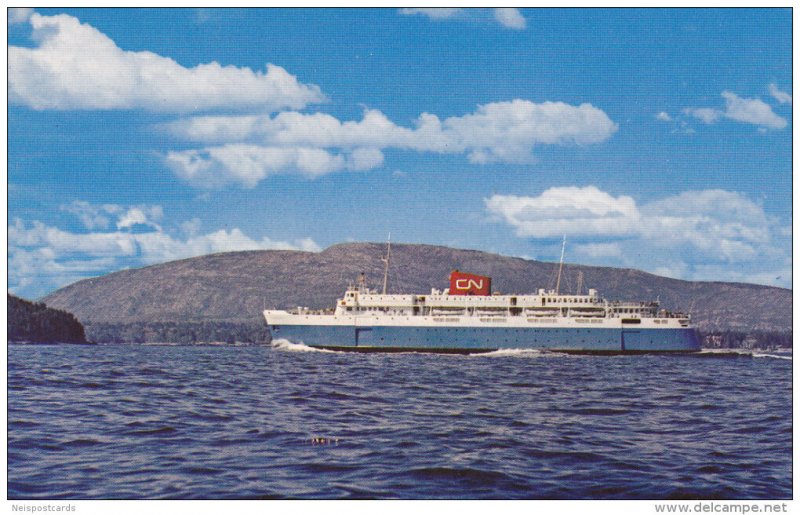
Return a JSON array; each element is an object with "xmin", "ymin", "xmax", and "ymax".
[{"xmin": 7, "ymin": 7, "xmax": 793, "ymax": 299}]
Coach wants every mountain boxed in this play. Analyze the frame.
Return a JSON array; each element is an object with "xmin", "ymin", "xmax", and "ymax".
[
  {"xmin": 8, "ymin": 294, "xmax": 88, "ymax": 344},
  {"xmin": 40, "ymin": 242, "xmax": 791, "ymax": 343}
]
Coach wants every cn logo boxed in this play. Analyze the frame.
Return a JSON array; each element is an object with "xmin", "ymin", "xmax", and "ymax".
[
  {"xmin": 449, "ymin": 271, "xmax": 491, "ymax": 296},
  {"xmin": 456, "ymin": 279, "xmax": 484, "ymax": 290}
]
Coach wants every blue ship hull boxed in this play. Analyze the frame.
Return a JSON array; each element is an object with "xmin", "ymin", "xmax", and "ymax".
[{"xmin": 268, "ymin": 324, "xmax": 701, "ymax": 354}]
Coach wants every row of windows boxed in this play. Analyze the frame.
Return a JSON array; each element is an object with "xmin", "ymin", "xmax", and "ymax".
[
  {"xmin": 344, "ymin": 306, "xmax": 652, "ymax": 317},
  {"xmin": 347, "ymin": 294, "xmax": 597, "ymax": 305}
]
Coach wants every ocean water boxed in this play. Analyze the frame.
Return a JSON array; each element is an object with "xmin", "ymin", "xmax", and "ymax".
[{"xmin": 7, "ymin": 342, "xmax": 792, "ymax": 500}]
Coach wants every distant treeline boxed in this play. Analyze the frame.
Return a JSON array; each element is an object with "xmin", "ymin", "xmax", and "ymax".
[
  {"xmin": 85, "ymin": 320, "xmax": 270, "ymax": 345},
  {"xmin": 8, "ymin": 294, "xmax": 88, "ymax": 344},
  {"xmin": 698, "ymin": 330, "xmax": 792, "ymax": 350},
  {"xmin": 83, "ymin": 319, "xmax": 791, "ymax": 349}
]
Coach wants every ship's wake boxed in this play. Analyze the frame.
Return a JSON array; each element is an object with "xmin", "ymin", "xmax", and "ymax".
[
  {"xmin": 270, "ymin": 339, "xmax": 340, "ymax": 353},
  {"xmin": 699, "ymin": 349, "xmax": 792, "ymax": 360},
  {"xmin": 749, "ymin": 352, "xmax": 792, "ymax": 360},
  {"xmin": 468, "ymin": 348, "xmax": 571, "ymax": 358}
]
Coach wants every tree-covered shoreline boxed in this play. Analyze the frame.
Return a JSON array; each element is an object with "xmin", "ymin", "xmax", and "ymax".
[
  {"xmin": 85, "ymin": 320, "xmax": 268, "ymax": 345},
  {"xmin": 80, "ymin": 319, "xmax": 790, "ymax": 350},
  {"xmin": 8, "ymin": 294, "xmax": 89, "ymax": 344}
]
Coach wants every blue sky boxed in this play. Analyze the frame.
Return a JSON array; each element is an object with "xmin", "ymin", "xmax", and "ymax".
[{"xmin": 7, "ymin": 8, "xmax": 793, "ymax": 299}]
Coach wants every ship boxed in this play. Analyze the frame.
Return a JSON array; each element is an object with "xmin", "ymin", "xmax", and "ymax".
[{"xmin": 263, "ymin": 239, "xmax": 701, "ymax": 354}]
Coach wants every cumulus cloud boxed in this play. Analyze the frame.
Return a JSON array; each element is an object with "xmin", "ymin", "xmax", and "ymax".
[
  {"xmin": 165, "ymin": 145, "xmax": 384, "ymax": 189},
  {"xmin": 116, "ymin": 205, "xmax": 164, "ymax": 230},
  {"xmin": 684, "ymin": 90, "xmax": 787, "ymax": 129},
  {"xmin": 638, "ymin": 189, "xmax": 775, "ymax": 262},
  {"xmin": 399, "ymin": 8, "xmax": 462, "ymax": 19},
  {"xmin": 166, "ymin": 109, "xmax": 412, "ymax": 148},
  {"xmin": 9, "ymin": 203, "xmax": 320, "ymax": 297},
  {"xmin": 400, "ymin": 8, "xmax": 526, "ymax": 29},
  {"xmin": 683, "ymin": 107, "xmax": 721, "ymax": 124},
  {"xmin": 8, "ymin": 8, "xmax": 34, "ymax": 24},
  {"xmin": 768, "ymin": 83, "xmax": 792, "ymax": 105},
  {"xmin": 8, "ymin": 12, "xmax": 325, "ymax": 112},
  {"xmin": 484, "ymin": 187, "xmax": 639, "ymax": 238},
  {"xmin": 10, "ymin": 12, "xmax": 610, "ymax": 191},
  {"xmin": 493, "ymin": 8, "xmax": 526, "ymax": 30},
  {"xmin": 164, "ymin": 101, "xmax": 617, "ymax": 187},
  {"xmin": 180, "ymin": 217, "xmax": 203, "ymax": 236},
  {"xmin": 61, "ymin": 201, "xmax": 164, "ymax": 231},
  {"xmin": 655, "ymin": 111, "xmax": 672, "ymax": 122},
  {"xmin": 485, "ymin": 186, "xmax": 790, "ymax": 287},
  {"xmin": 720, "ymin": 91, "xmax": 787, "ymax": 129},
  {"xmin": 444, "ymin": 100, "xmax": 617, "ymax": 163},
  {"xmin": 61, "ymin": 201, "xmax": 116, "ymax": 230}
]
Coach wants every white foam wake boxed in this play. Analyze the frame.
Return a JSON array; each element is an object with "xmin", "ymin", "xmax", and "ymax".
[
  {"xmin": 469, "ymin": 348, "xmax": 563, "ymax": 358},
  {"xmin": 700, "ymin": 348, "xmax": 792, "ymax": 360},
  {"xmin": 700, "ymin": 348, "xmax": 749, "ymax": 355},
  {"xmin": 270, "ymin": 339, "xmax": 340, "ymax": 353},
  {"xmin": 751, "ymin": 352, "xmax": 792, "ymax": 361}
]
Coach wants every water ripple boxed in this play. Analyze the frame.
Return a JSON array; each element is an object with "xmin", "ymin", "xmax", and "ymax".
[{"xmin": 7, "ymin": 344, "xmax": 792, "ymax": 499}]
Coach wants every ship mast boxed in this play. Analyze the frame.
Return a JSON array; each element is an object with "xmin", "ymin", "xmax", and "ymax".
[
  {"xmin": 555, "ymin": 235, "xmax": 566, "ymax": 295},
  {"xmin": 381, "ymin": 233, "xmax": 391, "ymax": 295}
]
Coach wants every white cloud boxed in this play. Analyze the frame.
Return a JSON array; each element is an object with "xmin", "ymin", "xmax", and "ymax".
[
  {"xmin": 60, "ymin": 201, "xmax": 163, "ymax": 231},
  {"xmin": 640, "ymin": 189, "xmax": 774, "ymax": 261},
  {"xmin": 167, "ymin": 109, "xmax": 414, "ymax": 149},
  {"xmin": 61, "ymin": 201, "xmax": 116, "ymax": 230},
  {"xmin": 684, "ymin": 90, "xmax": 787, "ymax": 129},
  {"xmin": 768, "ymin": 83, "xmax": 792, "ymax": 105},
  {"xmin": 720, "ymin": 91, "xmax": 787, "ymax": 129},
  {"xmin": 348, "ymin": 147, "xmax": 385, "ymax": 171},
  {"xmin": 494, "ymin": 9, "xmax": 526, "ymax": 30},
  {"xmin": 399, "ymin": 8, "xmax": 462, "ymax": 19},
  {"xmin": 116, "ymin": 205, "xmax": 164, "ymax": 230},
  {"xmin": 400, "ymin": 8, "xmax": 526, "ymax": 29},
  {"xmin": 10, "ymin": 12, "xmax": 613, "ymax": 189},
  {"xmin": 485, "ymin": 186, "xmax": 791, "ymax": 287},
  {"xmin": 484, "ymin": 187, "xmax": 639, "ymax": 238},
  {"xmin": 8, "ymin": 203, "xmax": 321, "ymax": 298},
  {"xmin": 9, "ymin": 245, "xmax": 119, "ymax": 298},
  {"xmin": 9, "ymin": 12, "xmax": 325, "ymax": 112},
  {"xmin": 180, "ymin": 218, "xmax": 202, "ymax": 236},
  {"xmin": 165, "ymin": 145, "xmax": 383, "ymax": 189},
  {"xmin": 655, "ymin": 111, "xmax": 672, "ymax": 122},
  {"xmin": 444, "ymin": 100, "xmax": 617, "ymax": 163},
  {"xmin": 8, "ymin": 8, "xmax": 34, "ymax": 24},
  {"xmin": 164, "ymin": 100, "xmax": 617, "ymax": 187},
  {"xmin": 683, "ymin": 107, "xmax": 721, "ymax": 124}
]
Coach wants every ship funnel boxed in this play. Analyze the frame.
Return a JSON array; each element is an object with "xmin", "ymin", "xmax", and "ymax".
[{"xmin": 449, "ymin": 271, "xmax": 491, "ymax": 296}]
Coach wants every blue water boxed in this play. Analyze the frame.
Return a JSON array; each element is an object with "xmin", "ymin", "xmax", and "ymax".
[{"xmin": 7, "ymin": 342, "xmax": 792, "ymax": 499}]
